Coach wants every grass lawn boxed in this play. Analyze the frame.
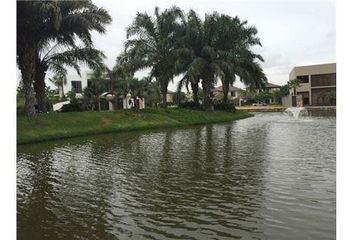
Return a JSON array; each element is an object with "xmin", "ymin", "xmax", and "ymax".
[{"xmin": 17, "ymin": 108, "xmax": 253, "ymax": 144}]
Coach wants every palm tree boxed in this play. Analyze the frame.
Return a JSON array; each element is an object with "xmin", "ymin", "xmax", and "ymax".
[
  {"xmin": 36, "ymin": 1, "xmax": 111, "ymax": 113},
  {"xmin": 112, "ymin": 55, "xmax": 138, "ymax": 97},
  {"xmin": 175, "ymin": 11, "xmax": 236, "ymax": 110},
  {"xmin": 219, "ymin": 54, "xmax": 267, "ymax": 104},
  {"xmin": 17, "ymin": 0, "xmax": 111, "ymax": 116},
  {"xmin": 210, "ymin": 14, "xmax": 266, "ymax": 104},
  {"xmin": 35, "ymin": 47, "xmax": 106, "ymax": 111},
  {"xmin": 17, "ymin": 1, "xmax": 54, "ymax": 116},
  {"xmin": 143, "ymin": 80, "xmax": 161, "ymax": 107},
  {"xmin": 49, "ymin": 73, "xmax": 67, "ymax": 99},
  {"xmin": 84, "ymin": 66, "xmax": 111, "ymax": 111},
  {"xmin": 176, "ymin": 11, "xmax": 267, "ymax": 109},
  {"xmin": 123, "ymin": 6, "xmax": 184, "ymax": 107},
  {"xmin": 176, "ymin": 75, "xmax": 200, "ymax": 105},
  {"xmin": 288, "ymin": 79, "xmax": 301, "ymax": 95},
  {"xmin": 174, "ymin": 10, "xmax": 203, "ymax": 105}
]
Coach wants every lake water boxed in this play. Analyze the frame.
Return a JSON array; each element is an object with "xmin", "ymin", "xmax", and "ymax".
[{"xmin": 17, "ymin": 112, "xmax": 336, "ymax": 240}]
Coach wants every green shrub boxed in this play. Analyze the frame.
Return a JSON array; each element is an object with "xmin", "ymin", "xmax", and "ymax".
[
  {"xmin": 179, "ymin": 101, "xmax": 202, "ymax": 110},
  {"xmin": 213, "ymin": 102, "xmax": 236, "ymax": 112},
  {"xmin": 254, "ymin": 91, "xmax": 273, "ymax": 103},
  {"xmin": 61, "ymin": 103, "xmax": 83, "ymax": 112}
]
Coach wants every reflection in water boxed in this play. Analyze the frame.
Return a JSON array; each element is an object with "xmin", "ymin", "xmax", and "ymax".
[{"xmin": 17, "ymin": 112, "xmax": 336, "ymax": 240}]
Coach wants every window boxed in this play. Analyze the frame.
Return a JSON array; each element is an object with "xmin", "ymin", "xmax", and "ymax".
[
  {"xmin": 311, "ymin": 87, "xmax": 336, "ymax": 106},
  {"xmin": 231, "ymin": 91, "xmax": 235, "ymax": 97},
  {"xmin": 311, "ymin": 73, "xmax": 336, "ymax": 87},
  {"xmin": 71, "ymin": 81, "xmax": 82, "ymax": 93},
  {"xmin": 297, "ymin": 75, "xmax": 309, "ymax": 83}
]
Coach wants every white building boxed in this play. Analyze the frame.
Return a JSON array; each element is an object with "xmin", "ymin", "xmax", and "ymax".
[
  {"xmin": 60, "ymin": 71, "xmax": 110, "ymax": 98},
  {"xmin": 59, "ymin": 71, "xmax": 145, "ymax": 110}
]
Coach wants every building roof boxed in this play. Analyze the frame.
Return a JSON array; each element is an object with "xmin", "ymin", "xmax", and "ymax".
[
  {"xmin": 264, "ymin": 82, "xmax": 280, "ymax": 88},
  {"xmin": 211, "ymin": 85, "xmax": 243, "ymax": 92},
  {"xmin": 289, "ymin": 63, "xmax": 336, "ymax": 77},
  {"xmin": 167, "ymin": 90, "xmax": 175, "ymax": 94},
  {"xmin": 291, "ymin": 62, "xmax": 336, "ymax": 70}
]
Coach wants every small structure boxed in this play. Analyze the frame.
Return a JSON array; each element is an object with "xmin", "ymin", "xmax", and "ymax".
[
  {"xmin": 99, "ymin": 92, "xmax": 116, "ymax": 111},
  {"xmin": 123, "ymin": 92, "xmax": 145, "ymax": 109},
  {"xmin": 99, "ymin": 92, "xmax": 145, "ymax": 111}
]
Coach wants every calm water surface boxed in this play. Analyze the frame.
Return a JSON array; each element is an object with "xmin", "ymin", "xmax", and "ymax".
[{"xmin": 17, "ymin": 112, "xmax": 336, "ymax": 240}]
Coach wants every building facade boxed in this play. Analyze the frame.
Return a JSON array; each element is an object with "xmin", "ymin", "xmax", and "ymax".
[
  {"xmin": 211, "ymin": 85, "xmax": 243, "ymax": 105},
  {"xmin": 288, "ymin": 63, "xmax": 336, "ymax": 106},
  {"xmin": 60, "ymin": 71, "xmax": 111, "ymax": 98},
  {"xmin": 59, "ymin": 71, "xmax": 145, "ymax": 110},
  {"xmin": 259, "ymin": 82, "xmax": 281, "ymax": 103}
]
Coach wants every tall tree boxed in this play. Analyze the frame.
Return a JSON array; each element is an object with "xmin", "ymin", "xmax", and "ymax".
[
  {"xmin": 48, "ymin": 73, "xmax": 67, "ymax": 99},
  {"xmin": 17, "ymin": 1, "xmax": 58, "ymax": 116},
  {"xmin": 36, "ymin": 1, "xmax": 111, "ymax": 112},
  {"xmin": 176, "ymin": 11, "xmax": 267, "ymax": 109},
  {"xmin": 35, "ymin": 47, "xmax": 106, "ymax": 111},
  {"xmin": 174, "ymin": 10, "xmax": 203, "ymax": 105},
  {"xmin": 175, "ymin": 11, "xmax": 230, "ymax": 110},
  {"xmin": 17, "ymin": 0, "xmax": 111, "ymax": 116},
  {"xmin": 176, "ymin": 75, "xmax": 200, "ymax": 105},
  {"xmin": 83, "ymin": 67, "xmax": 107, "ymax": 111},
  {"xmin": 123, "ymin": 6, "xmax": 184, "ymax": 107},
  {"xmin": 288, "ymin": 78, "xmax": 301, "ymax": 95}
]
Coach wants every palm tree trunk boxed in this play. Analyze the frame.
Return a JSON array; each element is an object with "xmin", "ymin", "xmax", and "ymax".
[
  {"xmin": 222, "ymin": 83, "xmax": 229, "ymax": 104},
  {"xmin": 23, "ymin": 80, "xmax": 36, "ymax": 117},
  {"xmin": 160, "ymin": 80, "xmax": 168, "ymax": 108},
  {"xmin": 18, "ymin": 46, "xmax": 37, "ymax": 117},
  {"xmin": 61, "ymin": 82, "xmax": 65, "ymax": 100},
  {"xmin": 191, "ymin": 80, "xmax": 199, "ymax": 104},
  {"xmin": 202, "ymin": 77, "xmax": 212, "ymax": 111},
  {"xmin": 33, "ymin": 60, "xmax": 48, "ymax": 112},
  {"xmin": 97, "ymin": 97, "xmax": 101, "ymax": 112}
]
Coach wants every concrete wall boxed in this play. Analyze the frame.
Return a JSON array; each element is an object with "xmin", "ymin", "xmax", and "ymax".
[
  {"xmin": 282, "ymin": 95, "xmax": 292, "ymax": 108},
  {"xmin": 296, "ymin": 82, "xmax": 311, "ymax": 92}
]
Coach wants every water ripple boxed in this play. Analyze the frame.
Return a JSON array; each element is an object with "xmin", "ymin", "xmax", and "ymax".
[{"xmin": 17, "ymin": 112, "xmax": 336, "ymax": 240}]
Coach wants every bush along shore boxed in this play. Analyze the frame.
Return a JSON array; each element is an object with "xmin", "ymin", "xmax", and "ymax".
[{"xmin": 17, "ymin": 108, "xmax": 253, "ymax": 145}]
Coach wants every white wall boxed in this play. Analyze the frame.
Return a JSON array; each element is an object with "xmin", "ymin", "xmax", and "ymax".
[
  {"xmin": 282, "ymin": 95, "xmax": 292, "ymax": 108},
  {"xmin": 63, "ymin": 72, "xmax": 88, "ymax": 96}
]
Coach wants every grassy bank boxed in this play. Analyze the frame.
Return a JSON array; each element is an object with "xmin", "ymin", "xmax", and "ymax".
[{"xmin": 17, "ymin": 108, "xmax": 253, "ymax": 144}]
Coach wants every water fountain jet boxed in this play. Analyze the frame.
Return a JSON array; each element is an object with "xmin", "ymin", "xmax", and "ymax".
[{"xmin": 284, "ymin": 107, "xmax": 309, "ymax": 119}]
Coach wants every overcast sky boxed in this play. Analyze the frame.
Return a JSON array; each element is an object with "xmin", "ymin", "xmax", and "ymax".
[{"xmin": 44, "ymin": 0, "xmax": 336, "ymax": 90}]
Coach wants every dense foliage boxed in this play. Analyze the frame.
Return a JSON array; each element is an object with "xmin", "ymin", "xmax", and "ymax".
[
  {"xmin": 17, "ymin": 3, "xmax": 267, "ymax": 115},
  {"xmin": 17, "ymin": 0, "xmax": 111, "ymax": 116},
  {"xmin": 123, "ymin": 7, "xmax": 267, "ymax": 111}
]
